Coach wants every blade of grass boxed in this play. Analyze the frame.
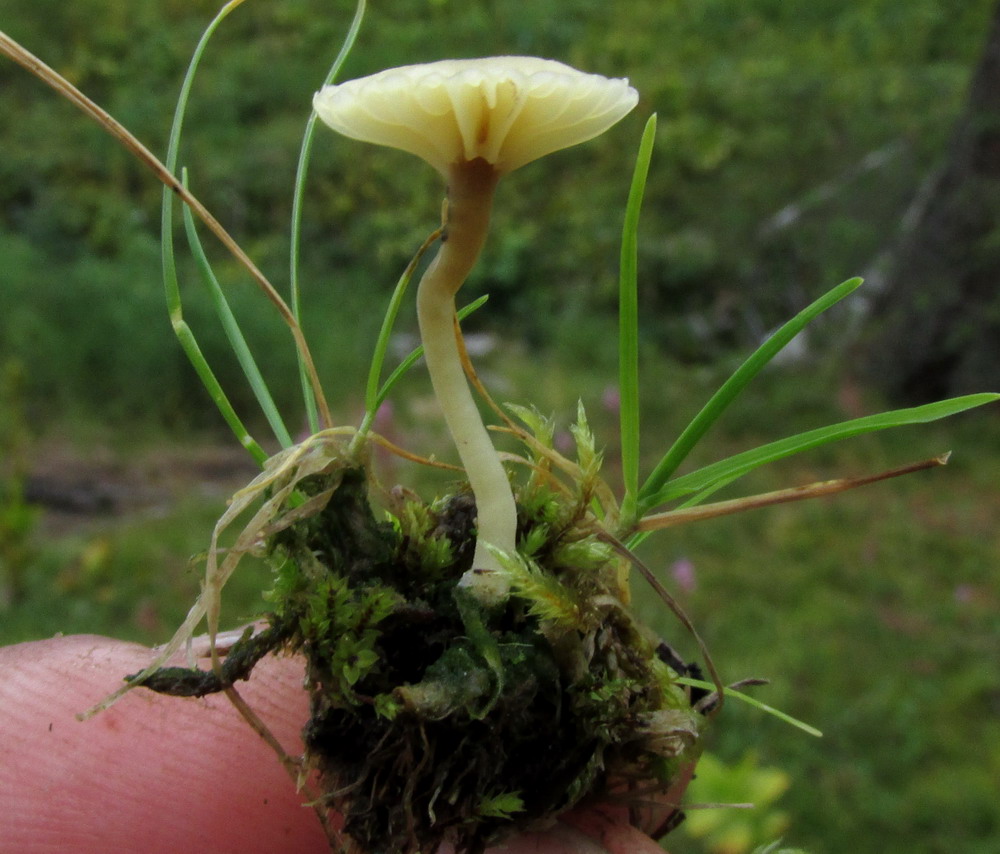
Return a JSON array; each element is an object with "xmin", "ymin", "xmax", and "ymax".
[
  {"xmin": 639, "ymin": 277, "xmax": 864, "ymax": 509},
  {"xmin": 638, "ymin": 393, "xmax": 999, "ymax": 512},
  {"xmin": 356, "ymin": 227, "xmax": 442, "ymax": 444},
  {"xmin": 169, "ymin": 320, "xmax": 267, "ymax": 463},
  {"xmin": 290, "ymin": 0, "xmax": 367, "ymax": 433},
  {"xmin": 618, "ymin": 114, "xmax": 657, "ymax": 525},
  {"xmin": 675, "ymin": 676, "xmax": 823, "ymax": 738},
  {"xmin": 181, "ymin": 168, "xmax": 293, "ymax": 448},
  {"xmin": 0, "ymin": 14, "xmax": 333, "ymax": 432},
  {"xmin": 636, "ymin": 454, "xmax": 949, "ymax": 532},
  {"xmin": 157, "ymin": 1, "xmax": 264, "ymax": 463},
  {"xmin": 161, "ymin": 1, "xmax": 248, "ymax": 323}
]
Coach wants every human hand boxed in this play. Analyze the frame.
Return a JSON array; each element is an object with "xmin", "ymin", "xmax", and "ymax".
[{"xmin": 0, "ymin": 635, "xmax": 682, "ymax": 853}]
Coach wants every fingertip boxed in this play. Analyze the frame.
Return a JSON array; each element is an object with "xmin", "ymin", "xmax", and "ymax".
[{"xmin": 0, "ymin": 635, "xmax": 327, "ymax": 854}]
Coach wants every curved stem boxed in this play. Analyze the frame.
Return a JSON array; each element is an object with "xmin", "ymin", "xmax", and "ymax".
[{"xmin": 416, "ymin": 160, "xmax": 516, "ymax": 603}]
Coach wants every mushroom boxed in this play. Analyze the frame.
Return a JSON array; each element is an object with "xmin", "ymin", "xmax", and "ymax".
[{"xmin": 314, "ymin": 57, "xmax": 638, "ymax": 604}]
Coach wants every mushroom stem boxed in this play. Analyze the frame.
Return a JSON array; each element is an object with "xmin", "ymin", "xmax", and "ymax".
[{"xmin": 416, "ymin": 159, "xmax": 516, "ymax": 604}]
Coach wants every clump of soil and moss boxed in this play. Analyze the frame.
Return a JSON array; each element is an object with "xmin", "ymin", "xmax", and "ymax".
[{"xmin": 137, "ymin": 435, "xmax": 706, "ymax": 854}]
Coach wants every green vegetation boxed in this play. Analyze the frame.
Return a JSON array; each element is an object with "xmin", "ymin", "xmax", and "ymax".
[
  {"xmin": 206, "ymin": 454, "xmax": 702, "ymax": 853},
  {"xmin": 2, "ymin": 1, "xmax": 999, "ymax": 852},
  {"xmin": 1, "ymin": 0, "xmax": 996, "ymax": 426},
  {"xmin": 637, "ymin": 402, "xmax": 1000, "ymax": 854},
  {"xmin": 3, "ymin": 357, "xmax": 997, "ymax": 853}
]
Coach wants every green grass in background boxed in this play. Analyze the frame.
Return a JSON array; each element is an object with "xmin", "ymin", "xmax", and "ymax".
[
  {"xmin": 3, "ymin": 0, "xmax": 998, "ymax": 427},
  {"xmin": 632, "ymin": 391, "xmax": 1000, "ymax": 854},
  {"xmin": 2, "ymin": 3, "xmax": 998, "ymax": 849},
  {"xmin": 2, "ymin": 355, "xmax": 996, "ymax": 853}
]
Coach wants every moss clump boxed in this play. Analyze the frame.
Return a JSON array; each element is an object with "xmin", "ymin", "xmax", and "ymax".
[
  {"xmin": 142, "ymin": 456, "xmax": 704, "ymax": 853},
  {"xmin": 284, "ymin": 464, "xmax": 702, "ymax": 852}
]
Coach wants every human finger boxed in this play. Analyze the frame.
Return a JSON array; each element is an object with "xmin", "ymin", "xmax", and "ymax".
[{"xmin": 0, "ymin": 634, "xmax": 328, "ymax": 854}]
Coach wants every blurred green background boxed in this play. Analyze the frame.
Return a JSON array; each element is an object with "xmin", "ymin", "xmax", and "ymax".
[{"xmin": 1, "ymin": 1, "xmax": 998, "ymax": 852}]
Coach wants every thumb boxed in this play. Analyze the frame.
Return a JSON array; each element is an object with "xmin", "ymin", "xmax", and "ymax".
[
  {"xmin": 0, "ymin": 634, "xmax": 328, "ymax": 854},
  {"xmin": 1, "ymin": 635, "xmax": 678, "ymax": 854}
]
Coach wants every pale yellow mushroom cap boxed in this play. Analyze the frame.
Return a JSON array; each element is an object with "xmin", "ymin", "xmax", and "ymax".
[{"xmin": 313, "ymin": 56, "xmax": 639, "ymax": 176}]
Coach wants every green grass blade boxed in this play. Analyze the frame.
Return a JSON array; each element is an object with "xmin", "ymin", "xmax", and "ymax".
[
  {"xmin": 640, "ymin": 393, "xmax": 999, "ymax": 511},
  {"xmin": 181, "ymin": 170, "xmax": 293, "ymax": 448},
  {"xmin": 639, "ymin": 276, "xmax": 864, "ymax": 508},
  {"xmin": 618, "ymin": 114, "xmax": 657, "ymax": 524},
  {"xmin": 289, "ymin": 0, "xmax": 367, "ymax": 433},
  {"xmin": 372, "ymin": 296, "xmax": 489, "ymax": 412},
  {"xmin": 161, "ymin": 1, "xmax": 262, "ymax": 459},
  {"xmin": 162, "ymin": 0, "xmax": 247, "ymax": 315},
  {"xmin": 364, "ymin": 229, "xmax": 441, "ymax": 416},
  {"xmin": 163, "ymin": 1, "xmax": 247, "ymax": 320},
  {"xmin": 675, "ymin": 677, "xmax": 823, "ymax": 738},
  {"xmin": 172, "ymin": 321, "xmax": 267, "ymax": 465}
]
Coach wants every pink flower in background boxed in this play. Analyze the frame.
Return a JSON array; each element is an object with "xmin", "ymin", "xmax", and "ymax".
[
  {"xmin": 601, "ymin": 384, "xmax": 621, "ymax": 414},
  {"xmin": 953, "ymin": 583, "xmax": 975, "ymax": 604},
  {"xmin": 554, "ymin": 429, "xmax": 575, "ymax": 454},
  {"xmin": 372, "ymin": 401, "xmax": 400, "ymax": 477},
  {"xmin": 670, "ymin": 557, "xmax": 697, "ymax": 592},
  {"xmin": 374, "ymin": 400, "xmax": 396, "ymax": 433}
]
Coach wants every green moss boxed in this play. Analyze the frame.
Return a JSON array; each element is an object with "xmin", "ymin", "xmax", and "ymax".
[
  {"xmin": 297, "ymin": 472, "xmax": 701, "ymax": 852},
  {"xmin": 139, "ymin": 458, "xmax": 703, "ymax": 854}
]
